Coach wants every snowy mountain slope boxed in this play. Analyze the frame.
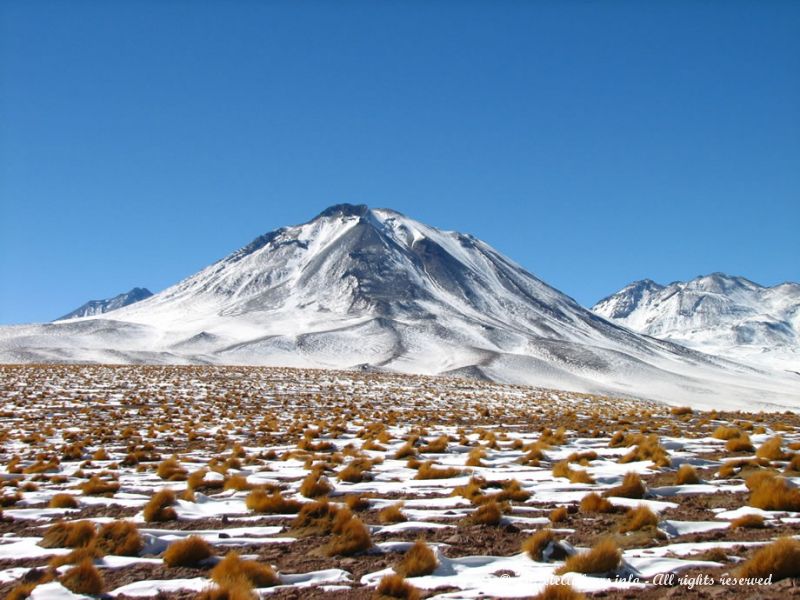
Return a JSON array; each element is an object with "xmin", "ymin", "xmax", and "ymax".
[
  {"xmin": 1, "ymin": 205, "xmax": 798, "ymax": 410},
  {"xmin": 55, "ymin": 287, "xmax": 153, "ymax": 320},
  {"xmin": 593, "ymin": 274, "xmax": 800, "ymax": 372}
]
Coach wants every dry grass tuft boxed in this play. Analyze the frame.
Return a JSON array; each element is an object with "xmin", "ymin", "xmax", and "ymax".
[
  {"xmin": 748, "ymin": 475, "xmax": 800, "ymax": 511},
  {"xmin": 374, "ymin": 574, "xmax": 420, "ymax": 600},
  {"xmin": 157, "ymin": 457, "xmax": 188, "ymax": 481},
  {"xmin": 245, "ymin": 489, "xmax": 302, "ymax": 514},
  {"xmin": 713, "ymin": 426, "xmax": 742, "ymax": 440},
  {"xmin": 467, "ymin": 498, "xmax": 503, "ymax": 525},
  {"xmin": 378, "ymin": 503, "xmax": 407, "ymax": 524},
  {"xmin": 78, "ymin": 475, "xmax": 119, "ymax": 496},
  {"xmin": 291, "ymin": 499, "xmax": 343, "ymax": 535},
  {"xmin": 325, "ymin": 515, "xmax": 372, "ymax": 556},
  {"xmin": 531, "ymin": 583, "xmax": 586, "ymax": 600},
  {"xmin": 96, "ymin": 520, "xmax": 143, "ymax": 556},
  {"xmin": 223, "ymin": 475, "xmax": 251, "ymax": 491},
  {"xmin": 603, "ymin": 472, "xmax": 645, "ymax": 499},
  {"xmin": 736, "ymin": 537, "xmax": 800, "ymax": 580},
  {"xmin": 163, "ymin": 535, "xmax": 215, "ymax": 567},
  {"xmin": 725, "ymin": 436, "xmax": 755, "ymax": 453},
  {"xmin": 396, "ymin": 540, "xmax": 437, "ymax": 577},
  {"xmin": 196, "ymin": 582, "xmax": 258, "ymax": 600},
  {"xmin": 60, "ymin": 558, "xmax": 105, "ymax": 595},
  {"xmin": 555, "ymin": 537, "xmax": 621, "ymax": 575},
  {"xmin": 210, "ymin": 551, "xmax": 279, "ymax": 588},
  {"xmin": 618, "ymin": 435, "xmax": 670, "ymax": 468},
  {"xmin": 579, "ymin": 492, "xmax": 615, "ymax": 514},
  {"xmin": 549, "ymin": 506, "xmax": 568, "ymax": 523},
  {"xmin": 415, "ymin": 461, "xmax": 462, "ymax": 480},
  {"xmin": 675, "ymin": 464, "xmax": 700, "ymax": 485},
  {"xmin": 299, "ymin": 469, "xmax": 333, "ymax": 498},
  {"xmin": 756, "ymin": 436, "xmax": 788, "ymax": 461},
  {"xmin": 619, "ymin": 504, "xmax": 659, "ymax": 533},
  {"xmin": 730, "ymin": 514, "xmax": 765, "ymax": 529},
  {"xmin": 49, "ymin": 493, "xmax": 79, "ymax": 509},
  {"xmin": 344, "ymin": 494, "xmax": 372, "ymax": 512},
  {"xmin": 552, "ymin": 461, "xmax": 595, "ymax": 484},
  {"xmin": 419, "ymin": 435, "xmax": 449, "ymax": 453},
  {"xmin": 522, "ymin": 529, "xmax": 561, "ymax": 562},
  {"xmin": 40, "ymin": 520, "xmax": 96, "ymax": 548},
  {"xmin": 143, "ymin": 488, "xmax": 178, "ymax": 522}
]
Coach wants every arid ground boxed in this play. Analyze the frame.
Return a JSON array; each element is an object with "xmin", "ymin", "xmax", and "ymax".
[{"xmin": 1, "ymin": 364, "xmax": 798, "ymax": 599}]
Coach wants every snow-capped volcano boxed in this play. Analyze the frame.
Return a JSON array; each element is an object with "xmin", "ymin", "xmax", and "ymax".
[
  {"xmin": 1, "ymin": 205, "xmax": 798, "ymax": 410},
  {"xmin": 55, "ymin": 287, "xmax": 152, "ymax": 321},
  {"xmin": 593, "ymin": 273, "xmax": 800, "ymax": 372}
]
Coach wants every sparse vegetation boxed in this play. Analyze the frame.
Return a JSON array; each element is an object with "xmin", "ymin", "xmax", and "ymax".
[
  {"xmin": 5, "ymin": 364, "xmax": 800, "ymax": 599},
  {"xmin": 396, "ymin": 540, "xmax": 437, "ymax": 577},
  {"xmin": 163, "ymin": 535, "xmax": 214, "ymax": 567},
  {"xmin": 374, "ymin": 574, "xmax": 420, "ymax": 600},
  {"xmin": 555, "ymin": 537, "xmax": 621, "ymax": 575},
  {"xmin": 736, "ymin": 537, "xmax": 800, "ymax": 580}
]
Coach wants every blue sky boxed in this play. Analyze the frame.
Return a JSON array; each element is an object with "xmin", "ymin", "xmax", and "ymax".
[{"xmin": 1, "ymin": 0, "xmax": 798, "ymax": 324}]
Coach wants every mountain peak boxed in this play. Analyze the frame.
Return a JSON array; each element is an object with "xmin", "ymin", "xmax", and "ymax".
[
  {"xmin": 593, "ymin": 272, "xmax": 800, "ymax": 369},
  {"xmin": 314, "ymin": 203, "xmax": 371, "ymax": 220},
  {"xmin": 56, "ymin": 287, "xmax": 153, "ymax": 321}
]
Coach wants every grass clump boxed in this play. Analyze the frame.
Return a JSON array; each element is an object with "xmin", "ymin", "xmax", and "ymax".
[
  {"xmin": 299, "ymin": 468, "xmax": 333, "ymax": 498},
  {"xmin": 378, "ymin": 503, "xmax": 407, "ymax": 524},
  {"xmin": 196, "ymin": 582, "xmax": 257, "ymax": 600},
  {"xmin": 163, "ymin": 535, "xmax": 214, "ymax": 567},
  {"xmin": 618, "ymin": 435, "xmax": 670, "ymax": 468},
  {"xmin": 291, "ymin": 500, "xmax": 342, "ymax": 536},
  {"xmin": 555, "ymin": 537, "xmax": 621, "ymax": 576},
  {"xmin": 579, "ymin": 492, "xmax": 615, "ymax": 514},
  {"xmin": 157, "ymin": 457, "xmax": 188, "ymax": 481},
  {"xmin": 549, "ymin": 506, "xmax": 568, "ymax": 523},
  {"xmin": 756, "ymin": 436, "xmax": 788, "ymax": 461},
  {"xmin": 245, "ymin": 489, "xmax": 302, "ymax": 514},
  {"xmin": 466, "ymin": 498, "xmax": 503, "ymax": 525},
  {"xmin": 325, "ymin": 515, "xmax": 372, "ymax": 556},
  {"xmin": 419, "ymin": 435, "xmax": 449, "ymax": 453},
  {"xmin": 143, "ymin": 488, "xmax": 178, "ymax": 522},
  {"xmin": 736, "ymin": 537, "xmax": 800, "ymax": 580},
  {"xmin": 713, "ymin": 426, "xmax": 742, "ymax": 440},
  {"xmin": 60, "ymin": 558, "xmax": 105, "ymax": 595},
  {"xmin": 748, "ymin": 474, "xmax": 800, "ymax": 511},
  {"xmin": 96, "ymin": 520, "xmax": 143, "ymax": 556},
  {"xmin": 396, "ymin": 540, "xmax": 437, "ymax": 577},
  {"xmin": 603, "ymin": 472, "xmax": 646, "ymax": 499},
  {"xmin": 725, "ymin": 436, "xmax": 755, "ymax": 453},
  {"xmin": 552, "ymin": 461, "xmax": 594, "ymax": 484},
  {"xmin": 619, "ymin": 505, "xmax": 659, "ymax": 533},
  {"xmin": 730, "ymin": 514, "xmax": 765, "ymax": 529},
  {"xmin": 374, "ymin": 574, "xmax": 420, "ymax": 600},
  {"xmin": 39, "ymin": 520, "xmax": 96, "ymax": 548},
  {"xmin": 522, "ymin": 528, "xmax": 566, "ymax": 562},
  {"xmin": 210, "ymin": 551, "xmax": 279, "ymax": 587},
  {"xmin": 337, "ymin": 460, "xmax": 373, "ymax": 483},
  {"xmin": 78, "ymin": 475, "xmax": 119, "ymax": 496},
  {"xmin": 49, "ymin": 493, "xmax": 79, "ymax": 509},
  {"xmin": 531, "ymin": 584, "xmax": 586, "ymax": 600},
  {"xmin": 414, "ymin": 461, "xmax": 462, "ymax": 480},
  {"xmin": 675, "ymin": 464, "xmax": 700, "ymax": 485}
]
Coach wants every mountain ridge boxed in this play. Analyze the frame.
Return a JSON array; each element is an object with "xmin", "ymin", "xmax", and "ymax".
[
  {"xmin": 593, "ymin": 273, "xmax": 800, "ymax": 371},
  {"xmin": 56, "ymin": 287, "xmax": 153, "ymax": 321},
  {"xmin": 2, "ymin": 205, "xmax": 798, "ymax": 410}
]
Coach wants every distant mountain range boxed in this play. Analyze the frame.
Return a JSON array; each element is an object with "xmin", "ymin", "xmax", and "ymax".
[
  {"xmin": 56, "ymin": 287, "xmax": 153, "ymax": 321},
  {"xmin": 1, "ymin": 204, "xmax": 797, "ymax": 410},
  {"xmin": 593, "ymin": 274, "xmax": 800, "ymax": 373}
]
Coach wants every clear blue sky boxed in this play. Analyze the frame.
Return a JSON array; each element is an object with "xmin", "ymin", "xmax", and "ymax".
[{"xmin": 1, "ymin": 1, "xmax": 798, "ymax": 324}]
